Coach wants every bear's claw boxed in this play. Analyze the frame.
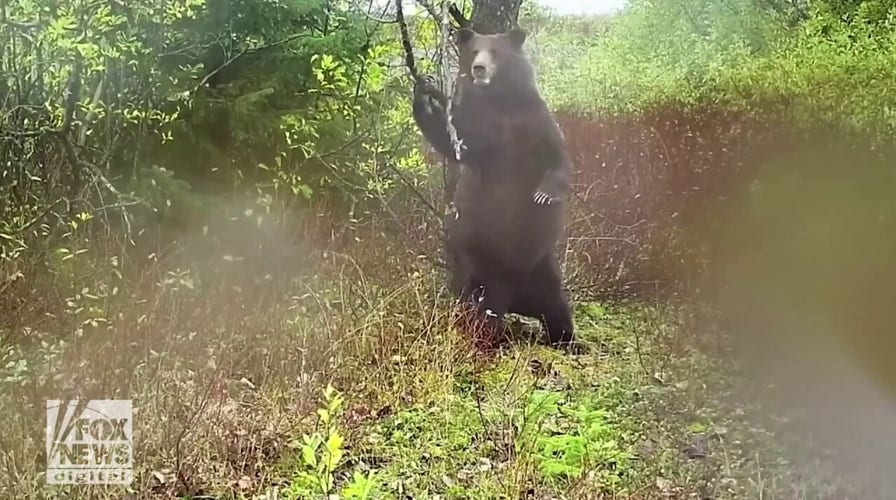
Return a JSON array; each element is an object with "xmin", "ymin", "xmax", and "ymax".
[{"xmin": 533, "ymin": 191, "xmax": 554, "ymax": 205}]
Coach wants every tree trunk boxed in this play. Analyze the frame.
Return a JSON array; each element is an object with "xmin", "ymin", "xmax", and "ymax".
[{"xmin": 471, "ymin": 0, "xmax": 522, "ymax": 34}]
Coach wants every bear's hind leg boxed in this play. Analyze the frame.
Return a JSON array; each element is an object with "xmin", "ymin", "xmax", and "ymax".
[
  {"xmin": 508, "ymin": 257, "xmax": 579, "ymax": 351},
  {"xmin": 538, "ymin": 292, "xmax": 576, "ymax": 349},
  {"xmin": 445, "ymin": 211, "xmax": 483, "ymax": 303}
]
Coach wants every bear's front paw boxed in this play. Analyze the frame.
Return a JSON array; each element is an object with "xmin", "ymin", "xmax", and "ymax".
[
  {"xmin": 414, "ymin": 76, "xmax": 445, "ymax": 113},
  {"xmin": 533, "ymin": 172, "xmax": 568, "ymax": 206},
  {"xmin": 533, "ymin": 190, "xmax": 559, "ymax": 205},
  {"xmin": 425, "ymin": 93, "xmax": 445, "ymax": 116}
]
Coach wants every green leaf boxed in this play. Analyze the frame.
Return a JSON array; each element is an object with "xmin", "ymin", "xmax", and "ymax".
[{"xmin": 301, "ymin": 444, "xmax": 318, "ymax": 467}]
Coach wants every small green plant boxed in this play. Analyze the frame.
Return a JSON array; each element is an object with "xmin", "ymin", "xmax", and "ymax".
[
  {"xmin": 515, "ymin": 390, "xmax": 633, "ymax": 488},
  {"xmin": 340, "ymin": 470, "xmax": 378, "ymax": 500},
  {"xmin": 285, "ymin": 385, "xmax": 378, "ymax": 500},
  {"xmin": 537, "ymin": 403, "xmax": 633, "ymax": 486},
  {"xmin": 578, "ymin": 302, "xmax": 608, "ymax": 325}
]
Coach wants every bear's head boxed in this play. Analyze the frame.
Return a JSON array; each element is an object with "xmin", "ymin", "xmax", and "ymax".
[{"xmin": 454, "ymin": 27, "xmax": 535, "ymax": 92}]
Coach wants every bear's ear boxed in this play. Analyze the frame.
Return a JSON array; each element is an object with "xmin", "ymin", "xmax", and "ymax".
[
  {"xmin": 454, "ymin": 27, "xmax": 475, "ymax": 46},
  {"xmin": 507, "ymin": 28, "xmax": 527, "ymax": 49}
]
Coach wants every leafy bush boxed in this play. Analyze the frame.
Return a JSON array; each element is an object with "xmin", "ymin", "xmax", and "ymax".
[
  {"xmin": 532, "ymin": 0, "xmax": 896, "ymax": 136},
  {"xmin": 0, "ymin": 0, "xmax": 434, "ymax": 334}
]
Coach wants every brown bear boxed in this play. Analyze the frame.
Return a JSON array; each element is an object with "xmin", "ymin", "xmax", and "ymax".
[{"xmin": 412, "ymin": 26, "xmax": 577, "ymax": 350}]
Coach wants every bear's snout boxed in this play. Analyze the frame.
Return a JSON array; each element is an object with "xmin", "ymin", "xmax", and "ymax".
[{"xmin": 470, "ymin": 52, "xmax": 493, "ymax": 85}]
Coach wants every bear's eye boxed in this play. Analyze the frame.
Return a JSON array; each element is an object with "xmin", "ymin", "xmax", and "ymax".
[{"xmin": 472, "ymin": 49, "xmax": 480, "ymax": 57}]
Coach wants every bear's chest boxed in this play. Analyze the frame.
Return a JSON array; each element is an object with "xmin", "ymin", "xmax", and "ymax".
[
  {"xmin": 486, "ymin": 115, "xmax": 534, "ymax": 146},
  {"xmin": 454, "ymin": 168, "xmax": 540, "ymax": 218},
  {"xmin": 454, "ymin": 102, "xmax": 531, "ymax": 141},
  {"xmin": 470, "ymin": 116, "xmax": 540, "ymax": 171},
  {"xmin": 496, "ymin": 117, "xmax": 516, "ymax": 142}
]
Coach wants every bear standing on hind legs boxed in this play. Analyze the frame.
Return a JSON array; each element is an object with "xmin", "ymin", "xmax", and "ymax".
[{"xmin": 412, "ymin": 26, "xmax": 578, "ymax": 351}]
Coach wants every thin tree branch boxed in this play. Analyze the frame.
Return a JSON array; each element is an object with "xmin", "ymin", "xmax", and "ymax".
[
  {"xmin": 394, "ymin": 0, "xmax": 423, "ymax": 83},
  {"xmin": 448, "ymin": 2, "xmax": 471, "ymax": 28},
  {"xmin": 414, "ymin": 0, "xmax": 442, "ymax": 23}
]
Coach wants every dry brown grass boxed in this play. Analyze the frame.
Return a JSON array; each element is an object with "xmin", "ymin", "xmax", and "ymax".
[{"xmin": 0, "ymin": 196, "xmax": 473, "ymax": 498}]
